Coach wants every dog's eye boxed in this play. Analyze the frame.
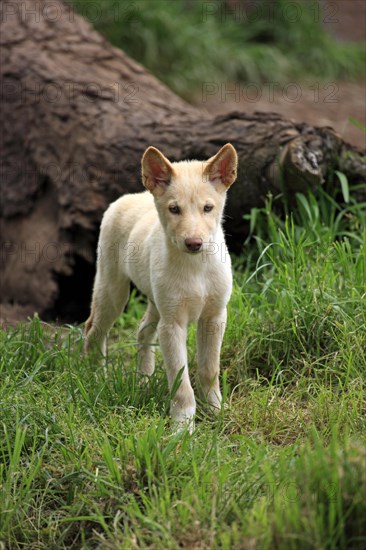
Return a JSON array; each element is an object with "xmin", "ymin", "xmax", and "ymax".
[
  {"xmin": 169, "ymin": 205, "xmax": 181, "ymax": 215},
  {"xmin": 204, "ymin": 204, "xmax": 214, "ymax": 213}
]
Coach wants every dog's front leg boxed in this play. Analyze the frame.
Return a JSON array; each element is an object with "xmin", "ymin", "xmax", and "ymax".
[
  {"xmin": 197, "ymin": 309, "xmax": 227, "ymax": 412},
  {"xmin": 158, "ymin": 320, "xmax": 195, "ymax": 430}
]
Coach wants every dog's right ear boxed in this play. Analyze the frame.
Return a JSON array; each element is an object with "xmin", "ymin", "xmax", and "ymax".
[{"xmin": 142, "ymin": 147, "xmax": 175, "ymax": 195}]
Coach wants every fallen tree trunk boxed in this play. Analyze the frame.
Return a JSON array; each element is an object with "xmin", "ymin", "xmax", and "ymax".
[{"xmin": 0, "ymin": 0, "xmax": 365, "ymax": 323}]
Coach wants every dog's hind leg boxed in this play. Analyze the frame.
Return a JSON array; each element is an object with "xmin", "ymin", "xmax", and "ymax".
[
  {"xmin": 85, "ymin": 273, "xmax": 130, "ymax": 357},
  {"xmin": 137, "ymin": 300, "xmax": 160, "ymax": 376}
]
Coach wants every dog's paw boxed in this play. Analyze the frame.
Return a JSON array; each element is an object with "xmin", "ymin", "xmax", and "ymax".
[
  {"xmin": 170, "ymin": 404, "xmax": 196, "ymax": 435},
  {"xmin": 171, "ymin": 417, "xmax": 195, "ymax": 436},
  {"xmin": 206, "ymin": 389, "xmax": 223, "ymax": 414}
]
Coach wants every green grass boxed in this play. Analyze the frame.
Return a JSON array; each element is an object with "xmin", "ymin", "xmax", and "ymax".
[
  {"xmin": 1, "ymin": 181, "xmax": 366, "ymax": 548},
  {"xmin": 69, "ymin": 0, "xmax": 366, "ymax": 99}
]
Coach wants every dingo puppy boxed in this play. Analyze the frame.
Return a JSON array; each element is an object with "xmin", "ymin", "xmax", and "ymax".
[{"xmin": 85, "ymin": 143, "xmax": 238, "ymax": 431}]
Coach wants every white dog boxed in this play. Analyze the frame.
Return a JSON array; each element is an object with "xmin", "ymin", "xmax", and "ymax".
[{"xmin": 85, "ymin": 143, "xmax": 238, "ymax": 430}]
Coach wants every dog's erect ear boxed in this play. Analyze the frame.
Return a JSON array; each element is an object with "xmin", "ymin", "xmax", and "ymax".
[
  {"xmin": 142, "ymin": 146, "xmax": 175, "ymax": 194},
  {"xmin": 203, "ymin": 143, "xmax": 238, "ymax": 189}
]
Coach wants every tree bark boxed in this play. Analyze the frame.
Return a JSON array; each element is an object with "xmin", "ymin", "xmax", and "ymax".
[{"xmin": 0, "ymin": 0, "xmax": 365, "ymax": 323}]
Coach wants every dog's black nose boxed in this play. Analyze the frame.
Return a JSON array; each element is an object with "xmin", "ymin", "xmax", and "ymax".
[{"xmin": 185, "ymin": 238, "xmax": 203, "ymax": 252}]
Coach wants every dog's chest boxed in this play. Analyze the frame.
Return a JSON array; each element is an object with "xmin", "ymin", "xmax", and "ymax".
[{"xmin": 155, "ymin": 264, "xmax": 231, "ymax": 323}]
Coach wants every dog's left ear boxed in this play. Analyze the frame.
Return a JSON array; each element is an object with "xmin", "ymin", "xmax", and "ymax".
[
  {"xmin": 142, "ymin": 146, "xmax": 176, "ymax": 195},
  {"xmin": 203, "ymin": 143, "xmax": 238, "ymax": 189}
]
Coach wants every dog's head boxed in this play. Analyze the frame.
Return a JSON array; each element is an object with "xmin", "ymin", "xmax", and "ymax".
[{"xmin": 141, "ymin": 144, "xmax": 238, "ymax": 254}]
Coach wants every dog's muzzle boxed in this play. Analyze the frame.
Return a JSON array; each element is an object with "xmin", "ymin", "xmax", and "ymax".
[{"xmin": 184, "ymin": 238, "xmax": 203, "ymax": 253}]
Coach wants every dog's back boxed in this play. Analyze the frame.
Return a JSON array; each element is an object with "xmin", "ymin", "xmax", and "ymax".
[{"xmin": 99, "ymin": 191, "xmax": 157, "ymax": 257}]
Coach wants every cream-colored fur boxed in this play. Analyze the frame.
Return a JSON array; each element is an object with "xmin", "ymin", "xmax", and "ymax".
[{"xmin": 85, "ymin": 143, "xmax": 238, "ymax": 431}]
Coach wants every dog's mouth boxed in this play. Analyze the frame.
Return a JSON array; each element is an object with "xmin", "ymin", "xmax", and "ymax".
[{"xmin": 185, "ymin": 249, "xmax": 202, "ymax": 255}]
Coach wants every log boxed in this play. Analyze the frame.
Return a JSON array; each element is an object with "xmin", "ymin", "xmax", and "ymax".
[{"xmin": 0, "ymin": 0, "xmax": 365, "ymax": 323}]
